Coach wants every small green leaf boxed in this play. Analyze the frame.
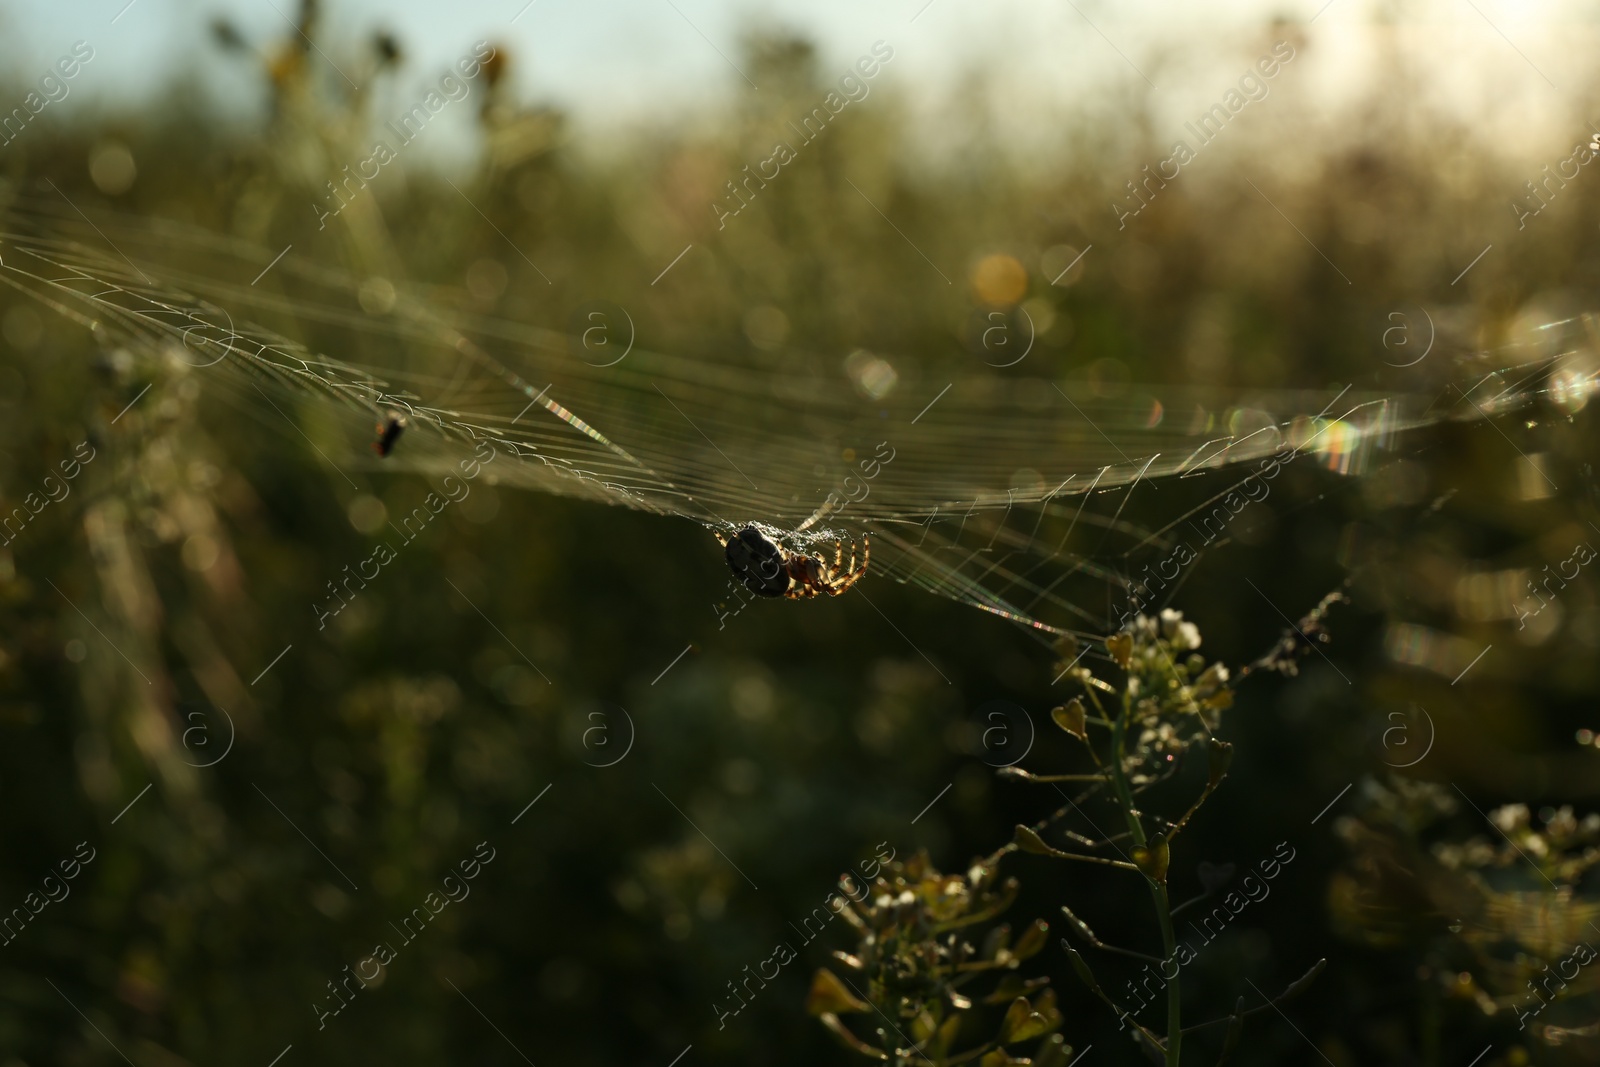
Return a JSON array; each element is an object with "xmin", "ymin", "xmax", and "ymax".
[
  {"xmin": 983, "ymin": 974, "xmax": 1050, "ymax": 1005},
  {"xmin": 806, "ymin": 969, "xmax": 870, "ymax": 1016},
  {"xmin": 1059, "ymin": 903, "xmax": 1094, "ymax": 939},
  {"xmin": 1034, "ymin": 1034, "xmax": 1071, "ymax": 1067},
  {"xmin": 1131, "ymin": 1027, "xmax": 1168, "ymax": 1063},
  {"xmin": 1050, "ymin": 699, "xmax": 1088, "ymax": 742},
  {"xmin": 1061, "ymin": 939, "xmax": 1099, "ymax": 991},
  {"xmin": 938, "ymin": 1012, "xmax": 963, "ymax": 1051},
  {"xmin": 1207, "ymin": 738, "xmax": 1234, "ymax": 787},
  {"xmin": 999, "ymin": 997, "xmax": 1032, "ymax": 1043},
  {"xmin": 1131, "ymin": 836, "xmax": 1170, "ymax": 883},
  {"xmin": 1279, "ymin": 958, "xmax": 1327, "ymax": 1003},
  {"xmin": 999, "ymin": 992, "xmax": 1059, "ymax": 1044},
  {"xmin": 981, "ymin": 923, "xmax": 1013, "ymax": 960},
  {"xmin": 1013, "ymin": 824, "xmax": 1059, "ymax": 856},
  {"xmin": 818, "ymin": 1013, "xmax": 889, "ymax": 1059},
  {"xmin": 1030, "ymin": 987, "xmax": 1063, "ymax": 1031},
  {"xmin": 1013, "ymin": 918, "xmax": 1049, "ymax": 960},
  {"xmin": 1106, "ymin": 632, "xmax": 1133, "ymax": 669}
]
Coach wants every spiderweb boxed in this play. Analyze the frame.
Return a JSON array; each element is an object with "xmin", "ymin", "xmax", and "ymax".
[{"xmin": 3, "ymin": 198, "xmax": 1595, "ymax": 644}]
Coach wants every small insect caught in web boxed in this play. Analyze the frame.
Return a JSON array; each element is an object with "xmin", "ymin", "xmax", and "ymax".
[
  {"xmin": 717, "ymin": 526, "xmax": 870, "ymax": 599},
  {"xmin": 372, "ymin": 411, "xmax": 407, "ymax": 457}
]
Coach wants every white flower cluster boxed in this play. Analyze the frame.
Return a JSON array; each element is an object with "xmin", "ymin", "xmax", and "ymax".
[
  {"xmin": 1126, "ymin": 608, "xmax": 1203, "ymax": 652},
  {"xmin": 1116, "ymin": 611, "xmax": 1233, "ymax": 775}
]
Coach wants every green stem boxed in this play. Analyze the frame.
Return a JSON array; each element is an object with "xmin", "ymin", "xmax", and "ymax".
[
  {"xmin": 1108, "ymin": 689, "xmax": 1182, "ymax": 1067},
  {"xmin": 1152, "ymin": 883, "xmax": 1181, "ymax": 1067}
]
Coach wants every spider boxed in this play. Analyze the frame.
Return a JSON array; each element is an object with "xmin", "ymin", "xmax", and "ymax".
[{"xmin": 717, "ymin": 526, "xmax": 870, "ymax": 599}]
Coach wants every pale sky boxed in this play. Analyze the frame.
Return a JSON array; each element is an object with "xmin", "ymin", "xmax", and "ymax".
[{"xmin": 0, "ymin": 0, "xmax": 1593, "ymax": 165}]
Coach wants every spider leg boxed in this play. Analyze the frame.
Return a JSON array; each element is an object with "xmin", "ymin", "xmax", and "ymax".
[
  {"xmin": 840, "ymin": 573, "xmax": 860, "ymax": 595},
  {"xmin": 823, "ymin": 550, "xmax": 846, "ymax": 595},
  {"xmin": 836, "ymin": 535, "xmax": 870, "ymax": 593}
]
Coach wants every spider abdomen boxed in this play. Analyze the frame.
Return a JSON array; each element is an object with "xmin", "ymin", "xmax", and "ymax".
[{"xmin": 724, "ymin": 527, "xmax": 790, "ymax": 597}]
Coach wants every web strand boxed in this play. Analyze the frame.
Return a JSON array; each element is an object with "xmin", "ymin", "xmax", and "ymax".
[{"xmin": 4, "ymin": 202, "xmax": 1593, "ymax": 642}]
